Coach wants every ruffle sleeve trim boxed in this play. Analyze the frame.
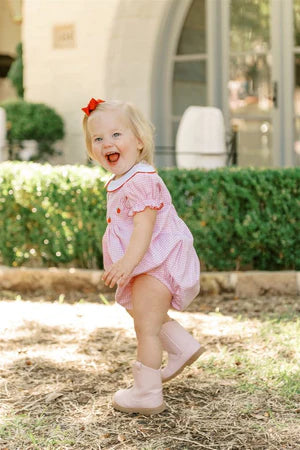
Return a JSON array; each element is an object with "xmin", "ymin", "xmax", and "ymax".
[{"xmin": 128, "ymin": 201, "xmax": 164, "ymax": 217}]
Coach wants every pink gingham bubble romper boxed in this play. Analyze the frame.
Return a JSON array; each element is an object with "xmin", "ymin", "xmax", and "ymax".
[{"xmin": 102, "ymin": 162, "xmax": 200, "ymax": 311}]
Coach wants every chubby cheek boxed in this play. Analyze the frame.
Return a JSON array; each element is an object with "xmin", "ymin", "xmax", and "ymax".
[{"xmin": 90, "ymin": 148, "xmax": 104, "ymax": 166}]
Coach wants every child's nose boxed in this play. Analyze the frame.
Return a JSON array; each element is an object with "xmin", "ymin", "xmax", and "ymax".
[{"xmin": 103, "ymin": 139, "xmax": 113, "ymax": 149}]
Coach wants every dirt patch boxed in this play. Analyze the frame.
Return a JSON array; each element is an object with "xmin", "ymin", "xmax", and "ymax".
[{"xmin": 0, "ymin": 293, "xmax": 299, "ymax": 449}]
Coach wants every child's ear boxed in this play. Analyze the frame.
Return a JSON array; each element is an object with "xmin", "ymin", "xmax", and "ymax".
[{"xmin": 137, "ymin": 139, "xmax": 144, "ymax": 150}]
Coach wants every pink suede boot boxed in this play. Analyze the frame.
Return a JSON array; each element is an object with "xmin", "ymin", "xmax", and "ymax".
[
  {"xmin": 160, "ymin": 320, "xmax": 205, "ymax": 382},
  {"xmin": 112, "ymin": 361, "xmax": 166, "ymax": 415}
]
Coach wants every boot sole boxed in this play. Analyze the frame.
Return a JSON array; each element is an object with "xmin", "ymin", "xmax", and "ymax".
[
  {"xmin": 162, "ymin": 346, "xmax": 206, "ymax": 383},
  {"xmin": 112, "ymin": 401, "xmax": 166, "ymax": 415}
]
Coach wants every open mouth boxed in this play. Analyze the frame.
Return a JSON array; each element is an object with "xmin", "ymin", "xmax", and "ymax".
[{"xmin": 105, "ymin": 152, "xmax": 120, "ymax": 163}]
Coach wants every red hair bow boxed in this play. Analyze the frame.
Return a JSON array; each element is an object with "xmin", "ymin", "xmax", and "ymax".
[{"xmin": 81, "ymin": 98, "xmax": 105, "ymax": 116}]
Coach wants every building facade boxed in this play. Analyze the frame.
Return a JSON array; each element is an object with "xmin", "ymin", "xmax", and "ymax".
[
  {"xmin": 2, "ymin": 0, "xmax": 300, "ymax": 167},
  {"xmin": 0, "ymin": 0, "xmax": 21, "ymax": 102}
]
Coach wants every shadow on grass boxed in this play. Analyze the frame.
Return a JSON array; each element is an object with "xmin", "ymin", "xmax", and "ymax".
[
  {"xmin": 1, "ymin": 312, "xmax": 300, "ymax": 449},
  {"xmin": 0, "ymin": 351, "xmax": 279, "ymax": 450},
  {"xmin": 187, "ymin": 294, "xmax": 300, "ymax": 322}
]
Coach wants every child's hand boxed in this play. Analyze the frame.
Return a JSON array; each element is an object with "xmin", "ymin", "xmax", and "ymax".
[
  {"xmin": 102, "ymin": 208, "xmax": 157, "ymax": 289},
  {"xmin": 102, "ymin": 257, "xmax": 135, "ymax": 288}
]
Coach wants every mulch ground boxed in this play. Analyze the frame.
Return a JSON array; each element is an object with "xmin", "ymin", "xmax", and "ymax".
[{"xmin": 0, "ymin": 291, "xmax": 299, "ymax": 450}]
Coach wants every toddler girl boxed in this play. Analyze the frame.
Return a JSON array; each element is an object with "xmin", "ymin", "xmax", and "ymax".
[{"xmin": 82, "ymin": 98, "xmax": 205, "ymax": 415}]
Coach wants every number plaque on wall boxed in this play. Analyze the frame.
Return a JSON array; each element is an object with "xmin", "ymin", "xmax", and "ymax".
[{"xmin": 53, "ymin": 24, "xmax": 75, "ymax": 49}]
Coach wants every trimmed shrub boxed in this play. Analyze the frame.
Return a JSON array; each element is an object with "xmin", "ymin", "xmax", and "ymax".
[
  {"xmin": 0, "ymin": 162, "xmax": 299, "ymax": 270},
  {"xmin": 0, "ymin": 100, "xmax": 64, "ymax": 161},
  {"xmin": 0, "ymin": 162, "xmax": 107, "ymax": 268},
  {"xmin": 160, "ymin": 167, "xmax": 300, "ymax": 271}
]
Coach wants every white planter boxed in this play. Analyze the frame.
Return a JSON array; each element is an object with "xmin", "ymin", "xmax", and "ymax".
[
  {"xmin": 176, "ymin": 106, "xmax": 227, "ymax": 169},
  {"xmin": 20, "ymin": 140, "xmax": 38, "ymax": 160}
]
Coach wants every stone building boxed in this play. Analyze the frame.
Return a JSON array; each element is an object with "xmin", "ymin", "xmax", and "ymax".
[
  {"xmin": 0, "ymin": 0, "xmax": 21, "ymax": 102},
  {"xmin": 1, "ymin": 0, "xmax": 300, "ymax": 167}
]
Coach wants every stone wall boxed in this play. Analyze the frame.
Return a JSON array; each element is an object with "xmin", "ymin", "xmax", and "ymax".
[
  {"xmin": 22, "ymin": 0, "xmax": 172, "ymax": 164},
  {"xmin": 0, "ymin": 1, "xmax": 21, "ymax": 56},
  {"xmin": 0, "ymin": 266, "xmax": 298, "ymax": 298},
  {"xmin": 23, "ymin": 0, "xmax": 120, "ymax": 163}
]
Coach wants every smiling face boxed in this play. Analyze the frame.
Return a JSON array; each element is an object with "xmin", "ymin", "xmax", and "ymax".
[{"xmin": 87, "ymin": 109, "xmax": 143, "ymax": 178}]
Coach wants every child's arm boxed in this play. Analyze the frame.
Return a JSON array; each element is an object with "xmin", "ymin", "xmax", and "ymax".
[{"xmin": 102, "ymin": 207, "xmax": 157, "ymax": 288}]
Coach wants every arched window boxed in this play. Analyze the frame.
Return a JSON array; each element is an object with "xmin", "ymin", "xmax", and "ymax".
[{"xmin": 171, "ymin": 0, "xmax": 207, "ymax": 147}]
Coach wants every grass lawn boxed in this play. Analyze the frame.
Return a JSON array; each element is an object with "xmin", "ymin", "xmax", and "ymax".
[{"xmin": 0, "ymin": 291, "xmax": 299, "ymax": 449}]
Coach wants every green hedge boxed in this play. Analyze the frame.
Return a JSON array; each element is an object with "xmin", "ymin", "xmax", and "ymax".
[
  {"xmin": 0, "ymin": 162, "xmax": 299, "ymax": 271},
  {"xmin": 160, "ymin": 167, "xmax": 299, "ymax": 271},
  {"xmin": 0, "ymin": 162, "xmax": 107, "ymax": 269}
]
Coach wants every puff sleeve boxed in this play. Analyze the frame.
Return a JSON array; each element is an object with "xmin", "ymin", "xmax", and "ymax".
[{"xmin": 125, "ymin": 173, "xmax": 164, "ymax": 217}]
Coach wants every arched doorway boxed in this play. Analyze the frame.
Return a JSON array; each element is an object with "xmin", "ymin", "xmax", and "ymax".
[
  {"xmin": 153, "ymin": 0, "xmax": 298, "ymax": 168},
  {"xmin": 152, "ymin": 0, "xmax": 215, "ymax": 167},
  {"xmin": 171, "ymin": 0, "xmax": 207, "ymax": 157}
]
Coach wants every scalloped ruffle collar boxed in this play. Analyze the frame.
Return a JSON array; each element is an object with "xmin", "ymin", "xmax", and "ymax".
[{"xmin": 105, "ymin": 162, "xmax": 156, "ymax": 192}]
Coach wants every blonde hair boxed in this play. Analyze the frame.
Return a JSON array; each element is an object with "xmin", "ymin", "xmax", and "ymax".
[{"xmin": 82, "ymin": 100, "xmax": 155, "ymax": 165}]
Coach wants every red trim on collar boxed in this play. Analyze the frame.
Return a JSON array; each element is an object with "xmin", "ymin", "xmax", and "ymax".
[{"xmin": 105, "ymin": 171, "xmax": 156, "ymax": 193}]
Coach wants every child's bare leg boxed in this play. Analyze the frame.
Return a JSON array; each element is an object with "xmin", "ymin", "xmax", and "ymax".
[
  {"xmin": 126, "ymin": 308, "xmax": 172, "ymax": 322},
  {"xmin": 132, "ymin": 274, "xmax": 171, "ymax": 369},
  {"xmin": 126, "ymin": 309, "xmax": 134, "ymax": 318}
]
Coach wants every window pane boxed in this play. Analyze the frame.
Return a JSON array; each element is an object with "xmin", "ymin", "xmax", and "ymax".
[
  {"xmin": 172, "ymin": 61, "xmax": 207, "ymax": 116},
  {"xmin": 232, "ymin": 119, "xmax": 273, "ymax": 167},
  {"xmin": 229, "ymin": 54, "xmax": 272, "ymax": 115},
  {"xmin": 177, "ymin": 0, "xmax": 206, "ymax": 55},
  {"xmin": 230, "ymin": 0, "xmax": 270, "ymax": 53}
]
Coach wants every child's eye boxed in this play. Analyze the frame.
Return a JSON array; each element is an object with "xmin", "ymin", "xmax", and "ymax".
[
  {"xmin": 113, "ymin": 132, "xmax": 121, "ymax": 138},
  {"xmin": 95, "ymin": 137, "xmax": 103, "ymax": 142}
]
